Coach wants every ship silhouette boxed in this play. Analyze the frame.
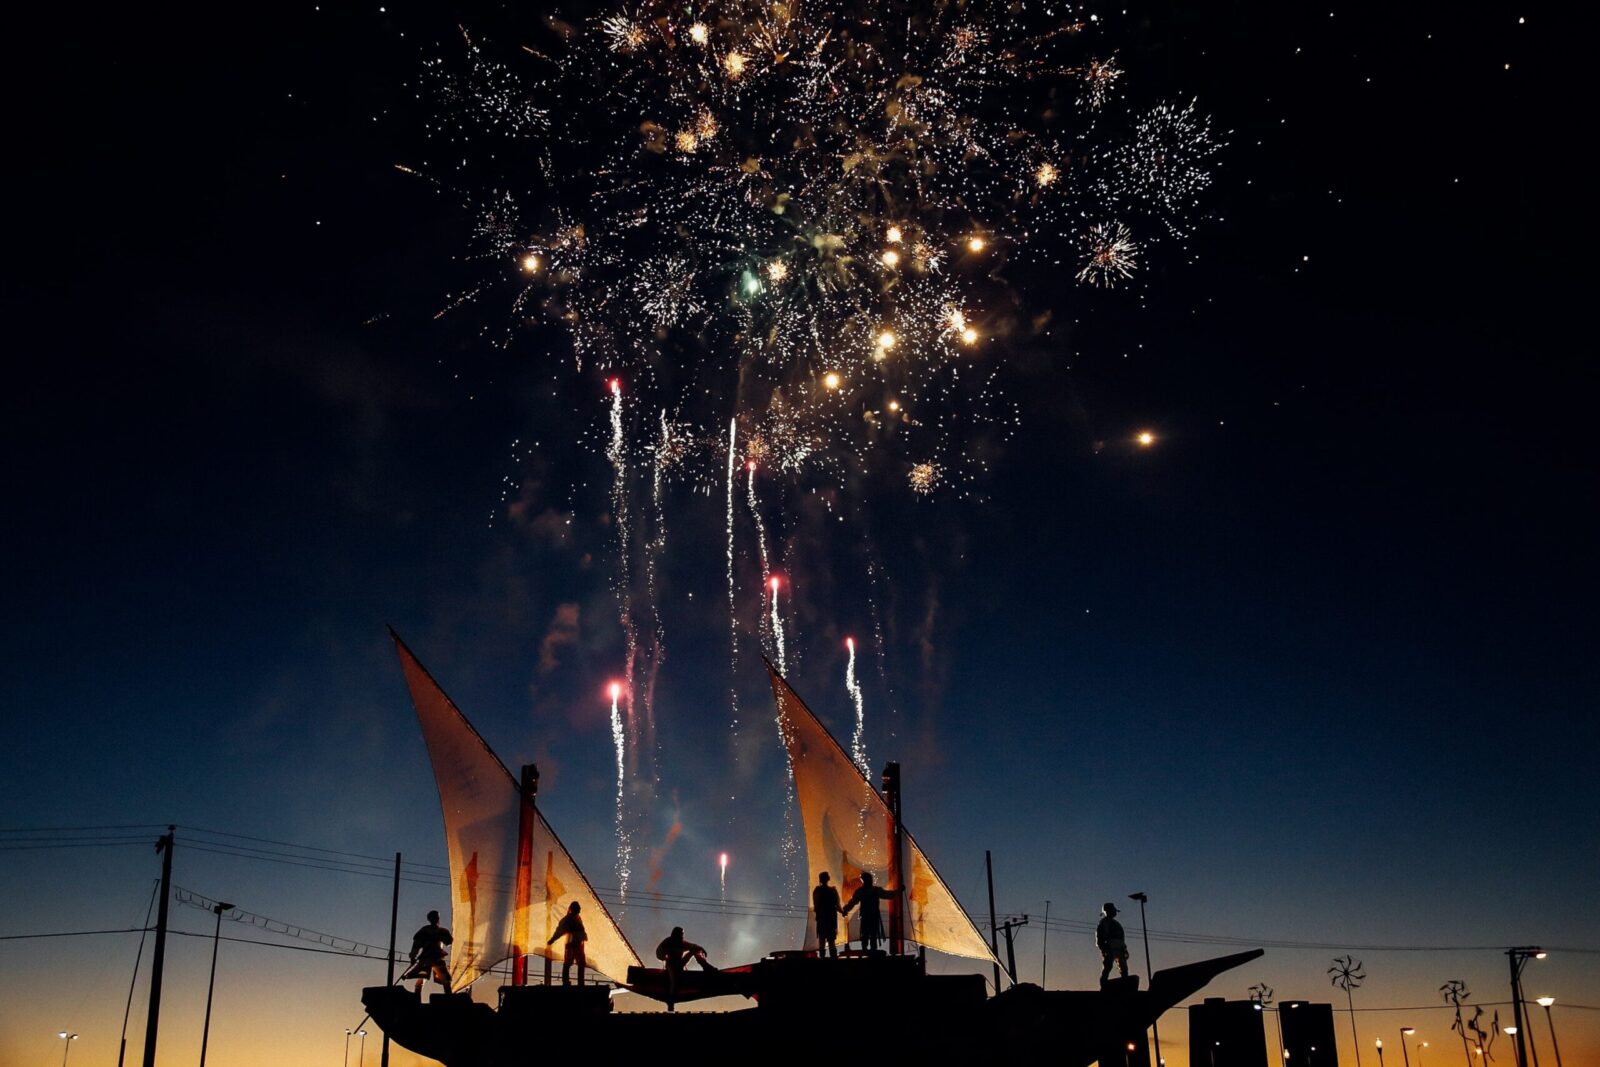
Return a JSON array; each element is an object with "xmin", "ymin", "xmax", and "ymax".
[{"xmin": 365, "ymin": 633, "xmax": 1261, "ymax": 1065}]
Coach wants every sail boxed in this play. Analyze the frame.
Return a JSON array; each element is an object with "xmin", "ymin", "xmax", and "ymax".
[
  {"xmin": 766, "ymin": 663, "xmax": 998, "ymax": 964},
  {"xmin": 392, "ymin": 631, "xmax": 642, "ymax": 988}
]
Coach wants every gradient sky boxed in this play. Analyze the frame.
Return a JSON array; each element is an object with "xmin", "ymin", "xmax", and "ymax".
[{"xmin": 4, "ymin": 2, "xmax": 1594, "ymax": 1066}]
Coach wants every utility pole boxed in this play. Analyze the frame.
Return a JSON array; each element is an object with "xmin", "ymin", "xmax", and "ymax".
[
  {"xmin": 998, "ymin": 915, "xmax": 1029, "ymax": 988},
  {"xmin": 141, "ymin": 826, "xmax": 174, "ymax": 1067},
  {"xmin": 1506, "ymin": 948, "xmax": 1543, "ymax": 1067},
  {"xmin": 383, "ymin": 852, "xmax": 400, "ymax": 1067},
  {"xmin": 1042, "ymin": 900, "xmax": 1051, "ymax": 986},
  {"xmin": 985, "ymin": 850, "xmax": 1000, "ymax": 993}
]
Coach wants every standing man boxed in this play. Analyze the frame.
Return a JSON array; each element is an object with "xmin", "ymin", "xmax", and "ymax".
[
  {"xmin": 812, "ymin": 872, "xmax": 843, "ymax": 958},
  {"xmin": 547, "ymin": 901, "xmax": 587, "ymax": 986},
  {"xmin": 1096, "ymin": 902, "xmax": 1129, "ymax": 986},
  {"xmin": 842, "ymin": 872, "xmax": 897, "ymax": 954},
  {"xmin": 402, "ymin": 910, "xmax": 453, "ymax": 994}
]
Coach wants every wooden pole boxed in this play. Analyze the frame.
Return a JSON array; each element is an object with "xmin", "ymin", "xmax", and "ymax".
[
  {"xmin": 512, "ymin": 765, "xmax": 538, "ymax": 985},
  {"xmin": 140, "ymin": 827, "xmax": 174, "ymax": 1067}
]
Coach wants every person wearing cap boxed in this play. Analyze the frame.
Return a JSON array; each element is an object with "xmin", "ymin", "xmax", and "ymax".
[
  {"xmin": 403, "ymin": 909, "xmax": 454, "ymax": 994},
  {"xmin": 1096, "ymin": 902, "xmax": 1129, "ymax": 986},
  {"xmin": 547, "ymin": 900, "xmax": 587, "ymax": 986},
  {"xmin": 812, "ymin": 872, "xmax": 844, "ymax": 958}
]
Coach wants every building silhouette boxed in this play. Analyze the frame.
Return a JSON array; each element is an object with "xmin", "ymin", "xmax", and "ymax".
[
  {"xmin": 1188, "ymin": 997, "xmax": 1267, "ymax": 1067},
  {"xmin": 1279, "ymin": 1000, "xmax": 1340, "ymax": 1067}
]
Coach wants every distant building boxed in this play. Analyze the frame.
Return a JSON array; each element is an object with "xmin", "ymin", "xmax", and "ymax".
[
  {"xmin": 1189, "ymin": 997, "xmax": 1267, "ymax": 1067},
  {"xmin": 1279, "ymin": 1000, "xmax": 1339, "ymax": 1067}
]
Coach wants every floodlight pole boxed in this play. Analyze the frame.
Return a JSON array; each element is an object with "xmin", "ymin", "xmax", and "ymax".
[{"xmin": 1132, "ymin": 892, "xmax": 1163, "ymax": 1066}]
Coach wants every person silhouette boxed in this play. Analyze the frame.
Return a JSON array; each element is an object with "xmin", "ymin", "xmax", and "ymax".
[
  {"xmin": 547, "ymin": 901, "xmax": 587, "ymax": 986},
  {"xmin": 1096, "ymin": 902, "xmax": 1129, "ymax": 986},
  {"xmin": 842, "ymin": 871, "xmax": 897, "ymax": 953},
  {"xmin": 812, "ymin": 872, "xmax": 843, "ymax": 958},
  {"xmin": 403, "ymin": 910, "xmax": 454, "ymax": 994},
  {"xmin": 655, "ymin": 926, "xmax": 716, "ymax": 1010}
]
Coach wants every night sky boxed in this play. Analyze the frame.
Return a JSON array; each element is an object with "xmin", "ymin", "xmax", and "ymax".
[{"xmin": 4, "ymin": 2, "xmax": 1595, "ymax": 1066}]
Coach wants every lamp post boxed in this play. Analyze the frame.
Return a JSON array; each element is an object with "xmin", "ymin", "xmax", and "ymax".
[
  {"xmin": 1400, "ymin": 1028, "xmax": 1416, "ymax": 1067},
  {"xmin": 57, "ymin": 1032, "xmax": 78, "ymax": 1067},
  {"xmin": 358, "ymin": 1028, "xmax": 368, "ymax": 1067},
  {"xmin": 1535, "ymin": 998, "xmax": 1562, "ymax": 1067},
  {"xmin": 1419, "ymin": 1042, "xmax": 1428, "ymax": 1067},
  {"xmin": 344, "ymin": 1028, "xmax": 354, "ymax": 1067},
  {"xmin": 198, "ymin": 901, "xmax": 234, "ymax": 1067},
  {"xmin": 1130, "ymin": 892, "xmax": 1162, "ymax": 1066},
  {"xmin": 1377, "ymin": 1039, "xmax": 1386, "ymax": 1067}
]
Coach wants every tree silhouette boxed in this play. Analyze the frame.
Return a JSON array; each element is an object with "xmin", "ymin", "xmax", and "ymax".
[
  {"xmin": 1441, "ymin": 979, "xmax": 1473, "ymax": 1067},
  {"xmin": 1330, "ymin": 955, "xmax": 1368, "ymax": 1067}
]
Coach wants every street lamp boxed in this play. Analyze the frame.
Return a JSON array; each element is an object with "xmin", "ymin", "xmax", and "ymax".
[
  {"xmin": 199, "ymin": 901, "xmax": 235, "ymax": 1067},
  {"xmin": 357, "ymin": 1028, "xmax": 368, "ymax": 1067},
  {"xmin": 1400, "ymin": 1027, "xmax": 1416, "ymax": 1067},
  {"xmin": 57, "ymin": 1032, "xmax": 78, "ymax": 1067},
  {"xmin": 1418, "ymin": 1042, "xmax": 1428, "ymax": 1067},
  {"xmin": 344, "ymin": 1028, "xmax": 354, "ymax": 1067},
  {"xmin": 1130, "ymin": 892, "xmax": 1162, "ymax": 1067},
  {"xmin": 1377, "ymin": 1038, "xmax": 1386, "ymax": 1067},
  {"xmin": 1535, "ymin": 998, "xmax": 1563, "ymax": 1067}
]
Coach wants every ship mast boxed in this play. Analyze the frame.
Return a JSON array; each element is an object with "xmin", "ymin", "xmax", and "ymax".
[{"xmin": 511, "ymin": 763, "xmax": 538, "ymax": 986}]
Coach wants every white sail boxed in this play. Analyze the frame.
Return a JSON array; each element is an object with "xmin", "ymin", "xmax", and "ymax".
[
  {"xmin": 393, "ymin": 632, "xmax": 642, "ymax": 988},
  {"xmin": 766, "ymin": 663, "xmax": 999, "ymax": 964}
]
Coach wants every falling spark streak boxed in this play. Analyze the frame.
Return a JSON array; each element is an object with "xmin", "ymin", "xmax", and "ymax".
[
  {"xmin": 641, "ymin": 409, "xmax": 670, "ymax": 766},
  {"xmin": 609, "ymin": 682, "xmax": 631, "ymax": 901},
  {"xmin": 725, "ymin": 418, "xmax": 740, "ymax": 746},
  {"xmin": 746, "ymin": 463, "xmax": 772, "ymax": 653},
  {"xmin": 719, "ymin": 852, "xmax": 729, "ymax": 902},
  {"xmin": 607, "ymin": 380, "xmax": 641, "ymax": 770},
  {"xmin": 845, "ymin": 636, "xmax": 868, "ymax": 776}
]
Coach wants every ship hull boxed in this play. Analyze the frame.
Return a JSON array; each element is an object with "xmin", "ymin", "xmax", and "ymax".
[{"xmin": 363, "ymin": 948, "xmax": 1262, "ymax": 1065}]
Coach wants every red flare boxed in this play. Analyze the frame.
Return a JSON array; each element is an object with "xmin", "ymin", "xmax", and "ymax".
[{"xmin": 608, "ymin": 681, "xmax": 622, "ymax": 701}]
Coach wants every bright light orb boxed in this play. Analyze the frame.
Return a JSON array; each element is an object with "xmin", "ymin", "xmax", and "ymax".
[
  {"xmin": 823, "ymin": 371, "xmax": 841, "ymax": 390},
  {"xmin": 1136, "ymin": 430, "xmax": 1156, "ymax": 446},
  {"xmin": 765, "ymin": 259, "xmax": 789, "ymax": 283},
  {"xmin": 876, "ymin": 330, "xmax": 896, "ymax": 350},
  {"xmin": 967, "ymin": 236, "xmax": 986, "ymax": 253},
  {"xmin": 521, "ymin": 253, "xmax": 541, "ymax": 273},
  {"xmin": 886, "ymin": 399, "xmax": 900, "ymax": 412},
  {"xmin": 881, "ymin": 248, "xmax": 900, "ymax": 267},
  {"xmin": 961, "ymin": 326, "xmax": 979, "ymax": 345},
  {"xmin": 688, "ymin": 22, "xmax": 709, "ymax": 44},
  {"xmin": 608, "ymin": 681, "xmax": 622, "ymax": 700},
  {"xmin": 723, "ymin": 51, "xmax": 746, "ymax": 78},
  {"xmin": 886, "ymin": 225, "xmax": 904, "ymax": 243}
]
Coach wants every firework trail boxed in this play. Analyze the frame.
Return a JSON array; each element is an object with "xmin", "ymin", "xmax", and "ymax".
[
  {"xmin": 606, "ymin": 379, "xmax": 643, "ymax": 778},
  {"xmin": 719, "ymin": 852, "xmax": 728, "ymax": 903},
  {"xmin": 845, "ymin": 636, "xmax": 868, "ymax": 776},
  {"xmin": 768, "ymin": 576, "xmax": 787, "ymax": 676},
  {"xmin": 724, "ymin": 417, "xmax": 740, "ymax": 747},
  {"xmin": 608, "ymin": 681, "xmax": 632, "ymax": 900}
]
